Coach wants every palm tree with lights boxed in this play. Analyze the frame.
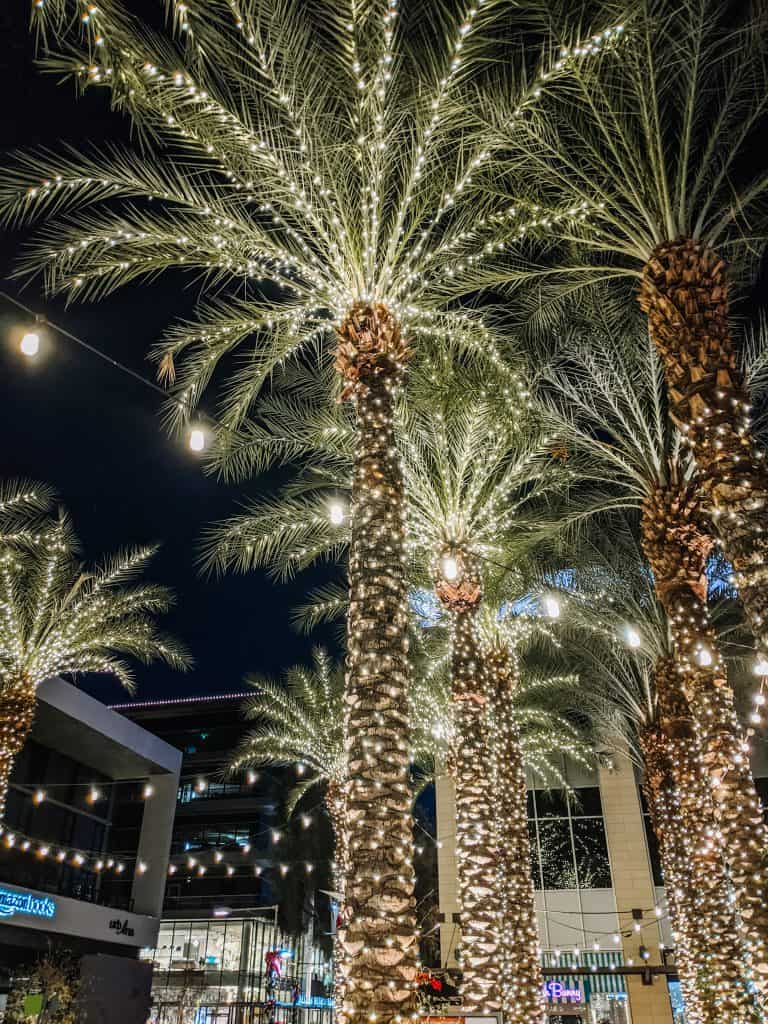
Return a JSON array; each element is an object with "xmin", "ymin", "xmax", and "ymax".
[
  {"xmin": 2, "ymin": 5, "xmax": 623, "ymax": 1013},
  {"xmin": 0, "ymin": 489, "xmax": 189, "ymax": 819},
  {"xmin": 535, "ymin": 311, "xmax": 768, "ymax": 1010},
  {"xmin": 541, "ymin": 532, "xmax": 761, "ymax": 1024},
  {"xmin": 485, "ymin": 0, "xmax": 768, "ymax": 656},
  {"xmin": 203, "ymin": 352, "xmax": 566, "ymax": 1017}
]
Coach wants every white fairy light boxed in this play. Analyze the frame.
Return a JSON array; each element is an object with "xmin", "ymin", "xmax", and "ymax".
[
  {"xmin": 544, "ymin": 595, "xmax": 560, "ymax": 619},
  {"xmin": 20, "ymin": 332, "xmax": 40, "ymax": 357},
  {"xmin": 329, "ymin": 501, "xmax": 345, "ymax": 525},
  {"xmin": 624, "ymin": 626, "xmax": 641, "ymax": 649},
  {"xmin": 189, "ymin": 427, "xmax": 206, "ymax": 452},
  {"xmin": 441, "ymin": 554, "xmax": 459, "ymax": 581}
]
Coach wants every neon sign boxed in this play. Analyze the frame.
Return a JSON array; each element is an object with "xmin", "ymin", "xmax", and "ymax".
[
  {"xmin": 0, "ymin": 887, "xmax": 56, "ymax": 921},
  {"xmin": 543, "ymin": 980, "xmax": 582, "ymax": 1002}
]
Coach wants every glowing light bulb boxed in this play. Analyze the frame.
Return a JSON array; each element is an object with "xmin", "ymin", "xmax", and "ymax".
[
  {"xmin": 143, "ymin": 784, "xmax": 154, "ymax": 799},
  {"xmin": 625, "ymin": 626, "xmax": 641, "ymax": 649},
  {"xmin": 189, "ymin": 428, "xmax": 205, "ymax": 452},
  {"xmin": 20, "ymin": 332, "xmax": 40, "ymax": 357},
  {"xmin": 441, "ymin": 555, "xmax": 459, "ymax": 581},
  {"xmin": 544, "ymin": 595, "xmax": 560, "ymax": 619},
  {"xmin": 33, "ymin": 789, "xmax": 46, "ymax": 805},
  {"xmin": 754, "ymin": 658, "xmax": 768, "ymax": 676},
  {"xmin": 329, "ymin": 501, "xmax": 345, "ymax": 525},
  {"xmin": 696, "ymin": 647, "xmax": 712, "ymax": 667}
]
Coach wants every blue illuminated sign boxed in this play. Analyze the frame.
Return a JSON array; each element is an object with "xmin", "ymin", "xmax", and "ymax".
[{"xmin": 0, "ymin": 887, "xmax": 56, "ymax": 921}]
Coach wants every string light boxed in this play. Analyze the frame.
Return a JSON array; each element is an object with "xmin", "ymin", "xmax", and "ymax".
[
  {"xmin": 20, "ymin": 332, "xmax": 40, "ymax": 357},
  {"xmin": 189, "ymin": 427, "xmax": 206, "ymax": 452},
  {"xmin": 329, "ymin": 501, "xmax": 345, "ymax": 526}
]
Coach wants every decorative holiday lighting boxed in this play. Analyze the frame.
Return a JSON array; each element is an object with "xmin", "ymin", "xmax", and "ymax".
[
  {"xmin": 754, "ymin": 658, "xmax": 768, "ymax": 677},
  {"xmin": 20, "ymin": 332, "xmax": 40, "ymax": 357},
  {"xmin": 544, "ymin": 596, "xmax": 560, "ymax": 619},
  {"xmin": 32, "ymin": 789, "xmax": 46, "ymax": 805},
  {"xmin": 440, "ymin": 554, "xmax": 459, "ymax": 581},
  {"xmin": 189, "ymin": 427, "xmax": 206, "ymax": 452},
  {"xmin": 329, "ymin": 501, "xmax": 345, "ymax": 526},
  {"xmin": 624, "ymin": 626, "xmax": 641, "ymax": 649}
]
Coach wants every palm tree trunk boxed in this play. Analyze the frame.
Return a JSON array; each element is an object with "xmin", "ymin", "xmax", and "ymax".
[
  {"xmin": 643, "ymin": 660, "xmax": 759, "ymax": 1022},
  {"xmin": 335, "ymin": 305, "xmax": 418, "ymax": 1024},
  {"xmin": 638, "ymin": 238, "xmax": 768, "ymax": 649},
  {"xmin": 639, "ymin": 719, "xmax": 706, "ymax": 1024},
  {"xmin": 450, "ymin": 607, "xmax": 502, "ymax": 1013},
  {"xmin": 326, "ymin": 781, "xmax": 350, "ymax": 1021},
  {"xmin": 0, "ymin": 677, "xmax": 37, "ymax": 820},
  {"xmin": 485, "ymin": 643, "xmax": 543, "ymax": 1024},
  {"xmin": 641, "ymin": 483, "xmax": 768, "ymax": 999}
]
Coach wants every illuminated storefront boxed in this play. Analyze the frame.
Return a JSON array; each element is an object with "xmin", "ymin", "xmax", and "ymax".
[{"xmin": 143, "ymin": 914, "xmax": 332, "ymax": 1022}]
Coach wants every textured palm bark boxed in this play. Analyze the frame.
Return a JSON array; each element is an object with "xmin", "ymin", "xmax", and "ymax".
[
  {"xmin": 642, "ymin": 483, "xmax": 768, "ymax": 1000},
  {"xmin": 639, "ymin": 718, "xmax": 706, "ymax": 1024},
  {"xmin": 327, "ymin": 781, "xmax": 350, "ymax": 1021},
  {"xmin": 336, "ymin": 305, "xmax": 418, "ymax": 1023},
  {"xmin": 644, "ymin": 660, "xmax": 759, "ymax": 1022},
  {"xmin": 485, "ymin": 643, "xmax": 543, "ymax": 1024},
  {"xmin": 638, "ymin": 239, "xmax": 768, "ymax": 650},
  {"xmin": 0, "ymin": 678, "xmax": 36, "ymax": 820},
  {"xmin": 449, "ymin": 608, "xmax": 502, "ymax": 1012}
]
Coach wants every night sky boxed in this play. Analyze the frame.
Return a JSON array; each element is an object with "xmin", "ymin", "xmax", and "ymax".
[{"xmin": 0, "ymin": 6, "xmax": 338, "ymax": 703}]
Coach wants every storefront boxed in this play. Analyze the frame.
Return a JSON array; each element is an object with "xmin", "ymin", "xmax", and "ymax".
[
  {"xmin": 143, "ymin": 913, "xmax": 332, "ymax": 1021},
  {"xmin": 543, "ymin": 953, "xmax": 628, "ymax": 1024}
]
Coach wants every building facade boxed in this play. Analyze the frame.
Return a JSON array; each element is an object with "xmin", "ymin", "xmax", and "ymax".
[
  {"xmin": 113, "ymin": 694, "xmax": 335, "ymax": 1021},
  {"xmin": 0, "ymin": 676, "xmax": 181, "ymax": 1021}
]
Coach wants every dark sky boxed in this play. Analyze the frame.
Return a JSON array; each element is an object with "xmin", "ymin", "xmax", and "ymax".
[{"xmin": 0, "ymin": 6, "xmax": 337, "ymax": 703}]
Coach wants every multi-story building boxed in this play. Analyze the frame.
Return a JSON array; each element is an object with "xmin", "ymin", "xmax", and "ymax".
[
  {"xmin": 113, "ymin": 693, "xmax": 334, "ymax": 1022},
  {"xmin": 0, "ymin": 676, "xmax": 181, "ymax": 1023},
  {"xmin": 435, "ymin": 749, "xmax": 768, "ymax": 1024}
]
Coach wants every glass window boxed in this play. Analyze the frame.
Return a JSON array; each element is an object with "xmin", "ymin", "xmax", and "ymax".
[
  {"xmin": 534, "ymin": 789, "xmax": 570, "ymax": 818},
  {"xmin": 570, "ymin": 786, "xmax": 603, "ymax": 817},
  {"xmin": 572, "ymin": 818, "xmax": 612, "ymax": 888},
  {"xmin": 538, "ymin": 819, "xmax": 577, "ymax": 889},
  {"xmin": 643, "ymin": 814, "xmax": 664, "ymax": 887},
  {"xmin": 528, "ymin": 821, "xmax": 542, "ymax": 890}
]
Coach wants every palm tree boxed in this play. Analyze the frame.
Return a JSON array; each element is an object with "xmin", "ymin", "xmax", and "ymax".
[
  {"xmin": 202, "ymin": 353, "xmax": 566, "ymax": 1017},
  {"xmin": 535, "ymin": 313, "xmax": 768, "ymax": 1013},
  {"xmin": 540, "ymin": 534, "xmax": 761, "ymax": 1024},
  {"xmin": 2, "ymin": 6, "xmax": 621, "ymax": 1012},
  {"xmin": 0, "ymin": 491, "xmax": 189, "ymax": 818},
  {"xmin": 486, "ymin": 0, "xmax": 768, "ymax": 653}
]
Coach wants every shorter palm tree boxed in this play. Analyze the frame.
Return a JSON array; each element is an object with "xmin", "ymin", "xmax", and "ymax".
[
  {"xmin": 230, "ymin": 646, "xmax": 440, "ymax": 1019},
  {"xmin": 0, "ymin": 489, "xmax": 189, "ymax": 817},
  {"xmin": 231, "ymin": 649, "xmax": 348, "ymax": 881}
]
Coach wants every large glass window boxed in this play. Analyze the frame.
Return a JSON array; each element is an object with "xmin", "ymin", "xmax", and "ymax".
[{"xmin": 528, "ymin": 786, "xmax": 612, "ymax": 891}]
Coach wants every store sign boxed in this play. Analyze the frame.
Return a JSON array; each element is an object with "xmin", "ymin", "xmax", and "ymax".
[
  {"xmin": 0, "ymin": 887, "xmax": 56, "ymax": 921},
  {"xmin": 109, "ymin": 918, "xmax": 135, "ymax": 937},
  {"xmin": 543, "ymin": 981, "xmax": 582, "ymax": 1003}
]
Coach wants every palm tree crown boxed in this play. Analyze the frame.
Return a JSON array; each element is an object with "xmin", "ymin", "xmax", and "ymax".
[{"xmin": 0, "ymin": 507, "xmax": 188, "ymax": 690}]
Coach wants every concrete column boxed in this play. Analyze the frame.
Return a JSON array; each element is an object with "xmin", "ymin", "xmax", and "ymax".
[
  {"xmin": 131, "ymin": 771, "xmax": 179, "ymax": 917},
  {"xmin": 435, "ymin": 769, "xmax": 460, "ymax": 968},
  {"xmin": 599, "ymin": 752, "xmax": 673, "ymax": 1024}
]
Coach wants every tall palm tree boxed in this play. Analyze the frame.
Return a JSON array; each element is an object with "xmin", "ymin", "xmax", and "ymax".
[
  {"xmin": 535, "ymin": 315, "xmax": 768, "ymax": 1012},
  {"xmin": 0, "ymin": 491, "xmax": 189, "ymax": 818},
  {"xmin": 540, "ymin": 534, "xmax": 761, "ymax": 1024},
  {"xmin": 486, "ymin": 0, "xmax": 768, "ymax": 653},
  {"xmin": 2, "ymin": 6, "xmax": 621, "ymax": 1013},
  {"xmin": 202, "ymin": 353, "xmax": 566, "ymax": 1017}
]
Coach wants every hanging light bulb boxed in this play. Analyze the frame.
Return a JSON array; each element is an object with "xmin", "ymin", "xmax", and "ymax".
[
  {"xmin": 441, "ymin": 554, "xmax": 459, "ymax": 581},
  {"xmin": 20, "ymin": 332, "xmax": 40, "ymax": 357},
  {"xmin": 329, "ymin": 501, "xmax": 345, "ymax": 525},
  {"xmin": 544, "ymin": 595, "xmax": 560, "ymax": 618},
  {"xmin": 189, "ymin": 427, "xmax": 206, "ymax": 452},
  {"xmin": 625, "ymin": 626, "xmax": 641, "ymax": 649}
]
